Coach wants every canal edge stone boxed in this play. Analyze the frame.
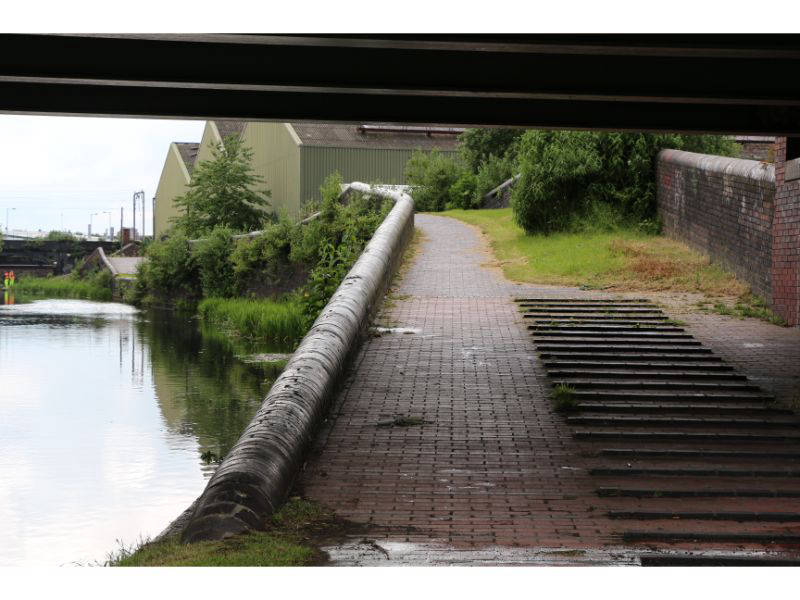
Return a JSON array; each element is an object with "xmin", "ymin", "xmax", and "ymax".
[{"xmin": 175, "ymin": 183, "xmax": 414, "ymax": 543}]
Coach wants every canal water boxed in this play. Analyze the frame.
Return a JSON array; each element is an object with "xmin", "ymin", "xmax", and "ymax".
[{"xmin": 0, "ymin": 296, "xmax": 288, "ymax": 566}]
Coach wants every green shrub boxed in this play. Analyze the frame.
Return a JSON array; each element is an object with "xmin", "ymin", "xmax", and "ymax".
[
  {"xmin": 230, "ymin": 219, "xmax": 297, "ymax": 295},
  {"xmin": 134, "ymin": 232, "xmax": 200, "ymax": 304},
  {"xmin": 511, "ymin": 131, "xmax": 740, "ymax": 234},
  {"xmin": 474, "ymin": 154, "xmax": 515, "ymax": 205},
  {"xmin": 195, "ymin": 227, "xmax": 236, "ymax": 298},
  {"xmin": 404, "ymin": 150, "xmax": 466, "ymax": 212},
  {"xmin": 446, "ymin": 170, "xmax": 478, "ymax": 210},
  {"xmin": 459, "ymin": 128, "xmax": 524, "ymax": 171}
]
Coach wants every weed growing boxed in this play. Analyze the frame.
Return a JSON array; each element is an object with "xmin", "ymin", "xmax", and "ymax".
[
  {"xmin": 15, "ymin": 271, "xmax": 113, "ymax": 302},
  {"xmin": 551, "ymin": 383, "xmax": 578, "ymax": 413},
  {"xmin": 696, "ymin": 293, "xmax": 787, "ymax": 327},
  {"xmin": 197, "ymin": 297, "xmax": 307, "ymax": 349},
  {"xmin": 110, "ymin": 498, "xmax": 331, "ymax": 567}
]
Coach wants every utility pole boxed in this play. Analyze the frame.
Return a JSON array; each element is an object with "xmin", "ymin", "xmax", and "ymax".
[
  {"xmin": 120, "ymin": 207, "xmax": 124, "ymax": 249},
  {"xmin": 132, "ymin": 190, "xmax": 145, "ymax": 241}
]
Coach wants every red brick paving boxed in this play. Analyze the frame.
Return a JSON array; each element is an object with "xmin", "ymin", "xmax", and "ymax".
[{"xmin": 297, "ymin": 213, "xmax": 800, "ymax": 562}]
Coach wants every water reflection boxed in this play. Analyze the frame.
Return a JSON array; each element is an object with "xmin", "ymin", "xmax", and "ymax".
[{"xmin": 0, "ymin": 298, "xmax": 287, "ymax": 566}]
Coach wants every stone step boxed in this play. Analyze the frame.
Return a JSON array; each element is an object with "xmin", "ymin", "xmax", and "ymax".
[
  {"xmin": 574, "ymin": 403, "xmax": 790, "ymax": 415},
  {"xmin": 570, "ymin": 415, "xmax": 800, "ymax": 429},
  {"xmin": 575, "ymin": 431, "xmax": 800, "ymax": 442},
  {"xmin": 545, "ymin": 361, "xmax": 734, "ymax": 371},
  {"xmin": 640, "ymin": 555, "xmax": 800, "ymax": 566},
  {"xmin": 564, "ymin": 380, "xmax": 758, "ymax": 391},
  {"xmin": 531, "ymin": 329, "xmax": 693, "ymax": 338},
  {"xmin": 597, "ymin": 488, "xmax": 800, "ymax": 498},
  {"xmin": 597, "ymin": 449, "xmax": 800, "ymax": 460},
  {"xmin": 549, "ymin": 369, "xmax": 745, "ymax": 380},
  {"xmin": 570, "ymin": 390, "xmax": 773, "ymax": 402},
  {"xmin": 609, "ymin": 511, "xmax": 800, "ymax": 522},
  {"xmin": 591, "ymin": 467, "xmax": 800, "ymax": 477},
  {"xmin": 536, "ymin": 344, "xmax": 708, "ymax": 352},
  {"xmin": 515, "ymin": 298, "xmax": 652, "ymax": 303},
  {"xmin": 539, "ymin": 352, "xmax": 721, "ymax": 361},
  {"xmin": 528, "ymin": 323, "xmax": 684, "ymax": 332},
  {"xmin": 521, "ymin": 308, "xmax": 663, "ymax": 314},
  {"xmin": 623, "ymin": 531, "xmax": 800, "ymax": 544}
]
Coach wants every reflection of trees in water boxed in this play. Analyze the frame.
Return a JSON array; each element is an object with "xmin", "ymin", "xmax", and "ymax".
[{"xmin": 139, "ymin": 312, "xmax": 277, "ymax": 464}]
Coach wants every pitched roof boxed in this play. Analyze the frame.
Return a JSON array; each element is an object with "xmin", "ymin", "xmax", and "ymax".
[
  {"xmin": 174, "ymin": 142, "xmax": 199, "ymax": 174},
  {"xmin": 289, "ymin": 122, "xmax": 463, "ymax": 151},
  {"xmin": 215, "ymin": 120, "xmax": 248, "ymax": 140}
]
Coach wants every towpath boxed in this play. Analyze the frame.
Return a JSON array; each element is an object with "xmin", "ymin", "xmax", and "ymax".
[{"xmin": 298, "ymin": 213, "xmax": 800, "ymax": 565}]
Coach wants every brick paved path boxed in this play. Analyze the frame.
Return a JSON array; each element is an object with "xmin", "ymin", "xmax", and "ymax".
[
  {"xmin": 298, "ymin": 213, "xmax": 800, "ymax": 564},
  {"xmin": 299, "ymin": 214, "xmax": 614, "ymax": 553}
]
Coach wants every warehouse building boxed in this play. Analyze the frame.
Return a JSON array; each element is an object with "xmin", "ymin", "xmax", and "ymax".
[{"xmin": 153, "ymin": 120, "xmax": 461, "ymax": 236}]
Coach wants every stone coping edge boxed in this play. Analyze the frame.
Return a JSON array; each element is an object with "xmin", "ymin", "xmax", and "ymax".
[
  {"xmin": 170, "ymin": 183, "xmax": 414, "ymax": 543},
  {"xmin": 658, "ymin": 149, "xmax": 775, "ymax": 184}
]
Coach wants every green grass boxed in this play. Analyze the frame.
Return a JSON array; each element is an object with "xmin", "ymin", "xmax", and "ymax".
[
  {"xmin": 696, "ymin": 293, "xmax": 787, "ymax": 326},
  {"xmin": 439, "ymin": 208, "xmax": 746, "ymax": 296},
  {"xmin": 112, "ymin": 498, "xmax": 328, "ymax": 567},
  {"xmin": 551, "ymin": 383, "xmax": 578, "ymax": 413},
  {"xmin": 14, "ymin": 274, "xmax": 113, "ymax": 302},
  {"xmin": 197, "ymin": 297, "xmax": 307, "ymax": 349}
]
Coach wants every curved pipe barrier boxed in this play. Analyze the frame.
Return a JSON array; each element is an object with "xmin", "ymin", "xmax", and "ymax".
[{"xmin": 179, "ymin": 183, "xmax": 414, "ymax": 542}]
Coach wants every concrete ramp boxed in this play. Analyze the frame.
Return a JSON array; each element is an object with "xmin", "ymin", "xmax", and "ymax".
[{"xmin": 107, "ymin": 256, "xmax": 145, "ymax": 278}]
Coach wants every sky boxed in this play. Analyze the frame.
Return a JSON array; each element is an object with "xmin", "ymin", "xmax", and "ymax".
[{"xmin": 0, "ymin": 115, "xmax": 206, "ymax": 236}]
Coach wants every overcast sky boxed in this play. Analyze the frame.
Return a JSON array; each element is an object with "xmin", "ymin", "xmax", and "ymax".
[{"xmin": 0, "ymin": 115, "xmax": 206, "ymax": 236}]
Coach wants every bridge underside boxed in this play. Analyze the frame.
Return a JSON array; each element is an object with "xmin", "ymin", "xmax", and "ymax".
[{"xmin": 1, "ymin": 34, "xmax": 799, "ymax": 134}]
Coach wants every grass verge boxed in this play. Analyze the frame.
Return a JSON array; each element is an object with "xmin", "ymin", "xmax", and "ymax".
[
  {"xmin": 695, "ymin": 293, "xmax": 787, "ymax": 326},
  {"xmin": 439, "ymin": 208, "xmax": 746, "ymax": 296},
  {"xmin": 14, "ymin": 274, "xmax": 113, "ymax": 302},
  {"xmin": 197, "ymin": 297, "xmax": 307, "ymax": 349},
  {"xmin": 111, "ymin": 498, "xmax": 331, "ymax": 566}
]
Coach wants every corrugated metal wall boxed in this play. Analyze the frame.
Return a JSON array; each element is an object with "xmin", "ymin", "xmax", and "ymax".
[
  {"xmin": 299, "ymin": 146, "xmax": 459, "ymax": 206},
  {"xmin": 153, "ymin": 144, "xmax": 191, "ymax": 236},
  {"xmin": 242, "ymin": 123, "xmax": 301, "ymax": 218}
]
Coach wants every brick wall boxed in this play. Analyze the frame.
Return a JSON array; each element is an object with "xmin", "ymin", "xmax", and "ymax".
[
  {"xmin": 772, "ymin": 138, "xmax": 800, "ymax": 326},
  {"xmin": 657, "ymin": 149, "xmax": 776, "ymax": 302}
]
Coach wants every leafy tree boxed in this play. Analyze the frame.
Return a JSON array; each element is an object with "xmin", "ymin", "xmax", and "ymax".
[
  {"xmin": 511, "ymin": 131, "xmax": 740, "ymax": 234},
  {"xmin": 171, "ymin": 135, "xmax": 271, "ymax": 237},
  {"xmin": 459, "ymin": 128, "xmax": 525, "ymax": 171},
  {"xmin": 404, "ymin": 150, "xmax": 469, "ymax": 211}
]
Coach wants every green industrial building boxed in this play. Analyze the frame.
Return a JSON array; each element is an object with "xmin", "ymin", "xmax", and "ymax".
[{"xmin": 154, "ymin": 120, "xmax": 461, "ymax": 236}]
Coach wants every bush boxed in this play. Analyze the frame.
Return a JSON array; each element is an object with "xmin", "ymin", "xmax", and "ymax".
[
  {"xmin": 459, "ymin": 128, "xmax": 524, "ymax": 171},
  {"xmin": 474, "ymin": 154, "xmax": 515, "ymax": 205},
  {"xmin": 134, "ymin": 232, "xmax": 200, "ymax": 304},
  {"xmin": 404, "ymin": 150, "xmax": 466, "ymax": 212},
  {"xmin": 511, "ymin": 131, "xmax": 740, "ymax": 234},
  {"xmin": 194, "ymin": 227, "xmax": 236, "ymax": 298}
]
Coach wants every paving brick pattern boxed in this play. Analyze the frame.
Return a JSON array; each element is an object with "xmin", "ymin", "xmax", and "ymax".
[{"xmin": 298, "ymin": 213, "xmax": 800, "ymax": 562}]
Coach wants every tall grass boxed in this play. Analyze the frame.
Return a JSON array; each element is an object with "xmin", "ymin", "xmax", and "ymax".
[
  {"xmin": 14, "ymin": 275, "xmax": 113, "ymax": 302},
  {"xmin": 197, "ymin": 297, "xmax": 307, "ymax": 349}
]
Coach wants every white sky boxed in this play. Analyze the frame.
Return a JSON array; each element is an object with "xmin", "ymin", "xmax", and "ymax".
[{"xmin": 0, "ymin": 115, "xmax": 205, "ymax": 236}]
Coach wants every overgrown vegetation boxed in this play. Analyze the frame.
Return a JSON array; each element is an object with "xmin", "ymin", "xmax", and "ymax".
[
  {"xmin": 696, "ymin": 293, "xmax": 787, "ymax": 326},
  {"xmin": 197, "ymin": 297, "xmax": 307, "ymax": 348},
  {"xmin": 171, "ymin": 135, "xmax": 272, "ymax": 238},
  {"xmin": 135, "ymin": 172, "xmax": 393, "ymax": 333},
  {"xmin": 441, "ymin": 208, "xmax": 747, "ymax": 296},
  {"xmin": 511, "ymin": 131, "xmax": 739, "ymax": 234},
  {"xmin": 551, "ymin": 383, "xmax": 578, "ymax": 413},
  {"xmin": 14, "ymin": 269, "xmax": 114, "ymax": 301},
  {"xmin": 405, "ymin": 128, "xmax": 739, "ymax": 234},
  {"xmin": 111, "ymin": 498, "xmax": 331, "ymax": 566}
]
